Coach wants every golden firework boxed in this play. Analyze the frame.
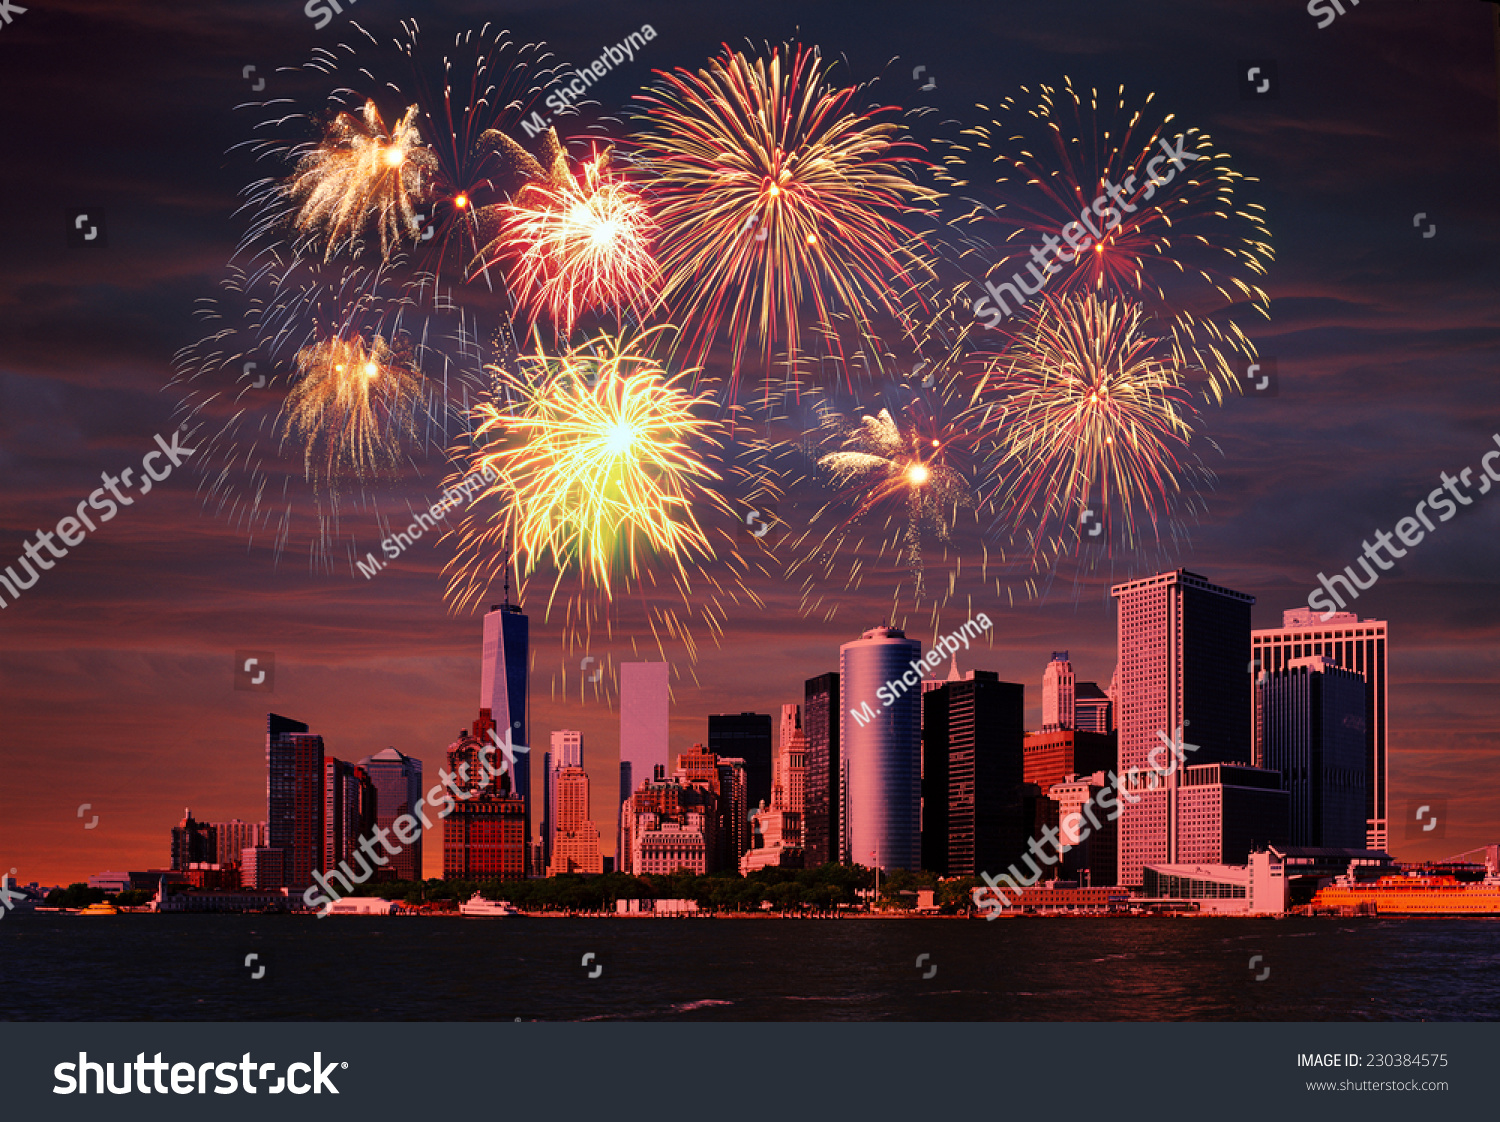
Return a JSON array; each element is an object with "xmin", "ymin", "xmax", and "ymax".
[
  {"xmin": 290, "ymin": 100, "xmax": 438, "ymax": 260},
  {"xmin": 279, "ymin": 334, "xmax": 424, "ymax": 484},
  {"xmin": 975, "ymin": 292, "xmax": 1200, "ymax": 550}
]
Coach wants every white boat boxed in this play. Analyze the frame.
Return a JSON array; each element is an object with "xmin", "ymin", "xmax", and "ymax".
[{"xmin": 459, "ymin": 893, "xmax": 523, "ymax": 917}]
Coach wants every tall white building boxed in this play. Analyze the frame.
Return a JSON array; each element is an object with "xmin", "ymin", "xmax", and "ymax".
[
  {"xmin": 840, "ymin": 625, "xmax": 923, "ymax": 872},
  {"xmin": 619, "ymin": 662, "xmax": 669, "ymax": 858},
  {"xmin": 1041, "ymin": 652, "xmax": 1076, "ymax": 730},
  {"xmin": 1252, "ymin": 609, "xmax": 1388, "ymax": 850}
]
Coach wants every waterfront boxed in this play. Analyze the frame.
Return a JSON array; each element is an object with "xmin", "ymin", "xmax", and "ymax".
[{"xmin": 3, "ymin": 915, "xmax": 1497, "ymax": 1021}]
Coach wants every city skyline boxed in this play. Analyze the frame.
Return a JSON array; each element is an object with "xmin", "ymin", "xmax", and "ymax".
[{"xmin": 8, "ymin": 567, "xmax": 1486, "ymax": 885}]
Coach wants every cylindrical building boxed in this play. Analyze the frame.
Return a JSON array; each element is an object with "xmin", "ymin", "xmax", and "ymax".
[{"xmin": 839, "ymin": 625, "xmax": 923, "ymax": 872}]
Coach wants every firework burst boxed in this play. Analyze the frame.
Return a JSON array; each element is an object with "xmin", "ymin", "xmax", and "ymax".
[
  {"xmin": 444, "ymin": 328, "xmax": 774, "ymax": 649},
  {"xmin": 974, "ymin": 291, "xmax": 1207, "ymax": 553},
  {"xmin": 477, "ymin": 145, "xmax": 659, "ymax": 336},
  {"xmin": 290, "ymin": 100, "xmax": 439, "ymax": 260},
  {"xmin": 279, "ymin": 333, "xmax": 425, "ymax": 485},
  {"xmin": 942, "ymin": 79, "xmax": 1272, "ymax": 402},
  {"xmin": 631, "ymin": 43, "xmax": 937, "ymax": 394}
]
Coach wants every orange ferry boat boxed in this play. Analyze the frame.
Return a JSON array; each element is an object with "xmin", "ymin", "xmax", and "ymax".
[{"xmin": 1312, "ymin": 873, "xmax": 1500, "ymax": 916}]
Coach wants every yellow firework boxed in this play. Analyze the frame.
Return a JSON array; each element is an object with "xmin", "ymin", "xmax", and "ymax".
[
  {"xmin": 279, "ymin": 335, "xmax": 423, "ymax": 484},
  {"xmin": 290, "ymin": 100, "xmax": 438, "ymax": 259},
  {"xmin": 446, "ymin": 330, "xmax": 730, "ymax": 610}
]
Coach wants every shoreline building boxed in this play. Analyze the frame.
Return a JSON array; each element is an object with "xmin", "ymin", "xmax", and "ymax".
[
  {"xmin": 170, "ymin": 810, "xmax": 216, "ymax": 871},
  {"xmin": 1111, "ymin": 570, "xmax": 1259, "ymax": 888},
  {"xmin": 1251, "ymin": 609, "xmax": 1389, "ymax": 849},
  {"xmin": 544, "ymin": 730, "xmax": 583, "ymax": 871},
  {"xmin": 443, "ymin": 711, "xmax": 527, "ymax": 881},
  {"xmin": 709, "ymin": 712, "xmax": 773, "ymax": 813},
  {"xmin": 803, "ymin": 673, "xmax": 840, "ymax": 866},
  {"xmin": 1258, "ymin": 656, "xmax": 1367, "ymax": 849},
  {"xmin": 841, "ymin": 625, "xmax": 922, "ymax": 872},
  {"xmin": 620, "ymin": 760, "xmax": 714, "ymax": 876},
  {"xmin": 324, "ymin": 758, "xmax": 376, "ymax": 876},
  {"xmin": 619, "ymin": 662, "xmax": 669, "ymax": 860},
  {"xmin": 211, "ymin": 820, "xmax": 265, "ymax": 868},
  {"xmin": 481, "ymin": 601, "xmax": 530, "ymax": 870},
  {"xmin": 922, "ymin": 669, "xmax": 1026, "ymax": 877},
  {"xmin": 743, "ymin": 704, "xmax": 807, "ymax": 873},
  {"xmin": 358, "ymin": 747, "xmax": 424, "ymax": 882},
  {"xmin": 266, "ymin": 714, "xmax": 325, "ymax": 890},
  {"xmin": 548, "ymin": 763, "xmax": 603, "ymax": 876},
  {"xmin": 1049, "ymin": 772, "xmax": 1118, "ymax": 886}
]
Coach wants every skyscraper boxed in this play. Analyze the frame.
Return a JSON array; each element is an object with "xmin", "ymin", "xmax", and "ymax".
[
  {"xmin": 923, "ymin": 671, "xmax": 1026, "ymax": 877},
  {"xmin": 482, "ymin": 602, "xmax": 530, "ymax": 867},
  {"xmin": 211, "ymin": 819, "xmax": 266, "ymax": 867},
  {"xmin": 619, "ymin": 662, "xmax": 669, "ymax": 846},
  {"xmin": 358, "ymin": 747, "xmax": 424, "ymax": 882},
  {"xmin": 170, "ymin": 810, "xmax": 216, "ymax": 871},
  {"xmin": 1041, "ymin": 653, "xmax": 1076, "ymax": 730},
  {"xmin": 548, "ymin": 765, "xmax": 603, "ymax": 875},
  {"xmin": 1251, "ymin": 609, "xmax": 1389, "ymax": 849},
  {"xmin": 708, "ymin": 712, "xmax": 773, "ymax": 811},
  {"xmin": 803, "ymin": 672, "xmax": 840, "ymax": 866},
  {"xmin": 444, "ymin": 712, "xmax": 527, "ymax": 881},
  {"xmin": 1258, "ymin": 656, "xmax": 1367, "ymax": 849},
  {"xmin": 743, "ymin": 704, "xmax": 807, "ymax": 872},
  {"xmin": 1112, "ymin": 570, "xmax": 1257, "ymax": 888},
  {"xmin": 324, "ymin": 757, "xmax": 375, "ymax": 874},
  {"xmin": 1073, "ymin": 682, "xmax": 1114, "ymax": 733},
  {"xmin": 840, "ymin": 625, "xmax": 922, "ymax": 872},
  {"xmin": 715, "ymin": 756, "xmax": 749, "ymax": 868},
  {"xmin": 545, "ymin": 730, "xmax": 583, "ymax": 869},
  {"xmin": 266, "ymin": 713, "xmax": 325, "ymax": 890}
]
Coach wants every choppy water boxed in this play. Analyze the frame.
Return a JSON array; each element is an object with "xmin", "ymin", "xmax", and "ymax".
[{"xmin": 3, "ymin": 914, "xmax": 1497, "ymax": 1020}]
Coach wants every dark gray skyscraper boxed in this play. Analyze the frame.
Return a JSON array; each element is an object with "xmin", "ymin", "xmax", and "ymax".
[
  {"xmin": 708, "ymin": 712, "xmax": 772, "ymax": 812},
  {"xmin": 841, "ymin": 626, "xmax": 922, "ymax": 872},
  {"xmin": 358, "ymin": 748, "xmax": 423, "ymax": 882},
  {"xmin": 1258, "ymin": 656, "xmax": 1367, "ymax": 849},
  {"xmin": 922, "ymin": 671, "xmax": 1026, "ymax": 877},
  {"xmin": 267, "ymin": 713, "xmax": 324, "ymax": 891},
  {"xmin": 482, "ymin": 602, "xmax": 530, "ymax": 867},
  {"xmin": 803, "ymin": 673, "xmax": 840, "ymax": 866}
]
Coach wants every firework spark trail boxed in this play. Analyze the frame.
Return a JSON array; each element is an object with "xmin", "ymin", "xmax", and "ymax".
[
  {"xmin": 478, "ymin": 145, "xmax": 660, "ymax": 337},
  {"xmin": 942, "ymin": 79, "xmax": 1272, "ymax": 403},
  {"xmin": 973, "ymin": 291, "xmax": 1203, "ymax": 554},
  {"xmin": 631, "ymin": 42, "xmax": 938, "ymax": 396}
]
